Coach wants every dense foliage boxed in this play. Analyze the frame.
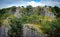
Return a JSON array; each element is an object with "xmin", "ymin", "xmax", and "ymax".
[{"xmin": 8, "ymin": 18, "xmax": 23, "ymax": 37}]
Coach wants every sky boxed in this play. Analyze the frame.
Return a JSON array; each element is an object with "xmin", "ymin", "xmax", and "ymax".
[{"xmin": 0, "ymin": 0, "xmax": 60, "ymax": 9}]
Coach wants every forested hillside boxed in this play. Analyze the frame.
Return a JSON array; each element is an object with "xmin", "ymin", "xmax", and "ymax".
[{"xmin": 0, "ymin": 5, "xmax": 60, "ymax": 37}]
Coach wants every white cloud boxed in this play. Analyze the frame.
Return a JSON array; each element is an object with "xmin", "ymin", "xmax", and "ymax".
[
  {"xmin": 42, "ymin": 1, "xmax": 60, "ymax": 7},
  {"xmin": 8, "ymin": 1, "xmax": 45, "ymax": 7},
  {"xmin": 27, "ymin": 1, "xmax": 45, "ymax": 7},
  {"xmin": 0, "ymin": 0, "xmax": 60, "ymax": 9}
]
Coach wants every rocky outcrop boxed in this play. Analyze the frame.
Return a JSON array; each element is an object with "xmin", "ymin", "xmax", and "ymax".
[
  {"xmin": 0, "ymin": 25, "xmax": 8, "ymax": 37},
  {"xmin": 14, "ymin": 7, "xmax": 22, "ymax": 18},
  {"xmin": 23, "ymin": 24, "xmax": 45, "ymax": 37}
]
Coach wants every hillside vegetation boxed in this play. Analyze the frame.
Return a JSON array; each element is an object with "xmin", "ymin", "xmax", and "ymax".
[{"xmin": 0, "ymin": 6, "xmax": 60, "ymax": 37}]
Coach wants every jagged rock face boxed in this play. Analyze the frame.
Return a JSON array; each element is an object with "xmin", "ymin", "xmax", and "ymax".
[
  {"xmin": 40, "ymin": 7, "xmax": 55, "ymax": 18},
  {"xmin": 8, "ymin": 6, "xmax": 55, "ymax": 18},
  {"xmin": 8, "ymin": 7, "xmax": 16, "ymax": 15},
  {"xmin": 0, "ymin": 25, "xmax": 9, "ymax": 37},
  {"xmin": 8, "ymin": 7, "xmax": 22, "ymax": 18},
  {"xmin": 23, "ymin": 24, "xmax": 45, "ymax": 37},
  {"xmin": 44, "ymin": 7, "xmax": 53, "ymax": 16},
  {"xmin": 14, "ymin": 7, "xmax": 22, "ymax": 18},
  {"xmin": 0, "ymin": 17, "xmax": 11, "ymax": 37},
  {"xmin": 45, "ymin": 12, "xmax": 55, "ymax": 17}
]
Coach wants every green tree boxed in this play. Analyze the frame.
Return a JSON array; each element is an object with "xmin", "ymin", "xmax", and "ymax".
[
  {"xmin": 8, "ymin": 18, "xmax": 23, "ymax": 37},
  {"xmin": 26, "ymin": 5, "xmax": 33, "ymax": 16},
  {"xmin": 35, "ymin": 6, "xmax": 41, "ymax": 15},
  {"xmin": 40, "ymin": 19, "xmax": 60, "ymax": 37},
  {"xmin": 53, "ymin": 6, "xmax": 60, "ymax": 17}
]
